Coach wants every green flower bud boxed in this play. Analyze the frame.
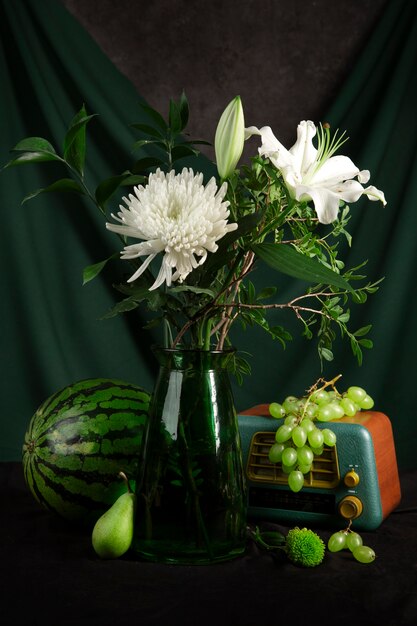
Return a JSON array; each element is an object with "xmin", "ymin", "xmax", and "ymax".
[{"xmin": 214, "ymin": 96, "xmax": 245, "ymax": 179}]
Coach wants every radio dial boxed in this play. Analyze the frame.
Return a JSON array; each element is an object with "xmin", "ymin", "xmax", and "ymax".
[
  {"xmin": 344, "ymin": 469, "xmax": 360, "ymax": 487},
  {"xmin": 338, "ymin": 495, "xmax": 363, "ymax": 520}
]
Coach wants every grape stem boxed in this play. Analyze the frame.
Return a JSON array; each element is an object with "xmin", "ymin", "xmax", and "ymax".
[
  {"xmin": 307, "ymin": 373, "xmax": 343, "ymax": 396},
  {"xmin": 298, "ymin": 373, "xmax": 343, "ymax": 424}
]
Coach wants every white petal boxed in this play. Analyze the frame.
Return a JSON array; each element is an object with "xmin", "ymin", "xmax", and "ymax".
[
  {"xmin": 295, "ymin": 184, "xmax": 341, "ymax": 224},
  {"xmin": 127, "ymin": 253, "xmax": 157, "ymax": 283},
  {"xmin": 309, "ymin": 155, "xmax": 360, "ymax": 187},
  {"xmin": 334, "ymin": 179, "xmax": 368, "ymax": 204},
  {"xmin": 358, "ymin": 169, "xmax": 370, "ymax": 184},
  {"xmin": 150, "ymin": 258, "xmax": 171, "ymax": 291},
  {"xmin": 363, "ymin": 185, "xmax": 387, "ymax": 205},
  {"xmin": 289, "ymin": 121, "xmax": 317, "ymax": 176},
  {"xmin": 121, "ymin": 239, "xmax": 165, "ymax": 259},
  {"xmin": 244, "ymin": 125, "xmax": 262, "ymax": 140},
  {"xmin": 247, "ymin": 125, "xmax": 294, "ymax": 171}
]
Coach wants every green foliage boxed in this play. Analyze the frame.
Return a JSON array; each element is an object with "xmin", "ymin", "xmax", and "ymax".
[{"xmin": 2, "ymin": 93, "xmax": 382, "ymax": 381}]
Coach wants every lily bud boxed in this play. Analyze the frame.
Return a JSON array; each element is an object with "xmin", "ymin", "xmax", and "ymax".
[{"xmin": 214, "ymin": 96, "xmax": 245, "ymax": 179}]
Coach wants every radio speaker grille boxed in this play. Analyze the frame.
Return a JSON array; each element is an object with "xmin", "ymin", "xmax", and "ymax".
[{"xmin": 246, "ymin": 431, "xmax": 340, "ymax": 489}]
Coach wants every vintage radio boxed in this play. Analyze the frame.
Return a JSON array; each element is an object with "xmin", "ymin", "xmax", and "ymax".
[{"xmin": 238, "ymin": 404, "xmax": 401, "ymax": 530}]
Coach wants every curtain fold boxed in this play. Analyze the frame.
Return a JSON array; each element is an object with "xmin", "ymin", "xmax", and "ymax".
[
  {"xmin": 1, "ymin": 0, "xmax": 416, "ymax": 468},
  {"xmin": 323, "ymin": 0, "xmax": 417, "ymax": 469}
]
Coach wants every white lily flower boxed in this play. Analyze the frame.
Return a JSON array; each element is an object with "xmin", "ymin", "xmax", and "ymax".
[
  {"xmin": 245, "ymin": 120, "xmax": 386, "ymax": 224},
  {"xmin": 106, "ymin": 168, "xmax": 237, "ymax": 290}
]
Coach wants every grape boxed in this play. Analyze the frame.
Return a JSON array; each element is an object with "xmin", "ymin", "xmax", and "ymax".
[
  {"xmin": 269, "ymin": 402, "xmax": 286, "ymax": 419},
  {"xmin": 359, "ymin": 394, "xmax": 374, "ymax": 410},
  {"xmin": 311, "ymin": 445, "xmax": 324, "ymax": 456},
  {"xmin": 328, "ymin": 402, "xmax": 345, "ymax": 420},
  {"xmin": 352, "ymin": 545, "xmax": 376, "ymax": 563},
  {"xmin": 308, "ymin": 428, "xmax": 324, "ymax": 448},
  {"xmin": 284, "ymin": 415, "xmax": 298, "ymax": 427},
  {"xmin": 300, "ymin": 417, "xmax": 315, "ymax": 433},
  {"xmin": 281, "ymin": 463, "xmax": 297, "ymax": 474},
  {"xmin": 316, "ymin": 404, "xmax": 334, "ymax": 422},
  {"xmin": 268, "ymin": 443, "xmax": 285, "ymax": 463},
  {"xmin": 328, "ymin": 531, "xmax": 347, "ymax": 552},
  {"xmin": 283, "ymin": 396, "xmax": 299, "ymax": 414},
  {"xmin": 317, "ymin": 401, "xmax": 345, "ymax": 422},
  {"xmin": 346, "ymin": 532, "xmax": 363, "ymax": 552},
  {"xmin": 288, "ymin": 470, "xmax": 304, "ymax": 492},
  {"xmin": 292, "ymin": 426, "xmax": 307, "ymax": 447},
  {"xmin": 297, "ymin": 445, "xmax": 314, "ymax": 466},
  {"xmin": 304, "ymin": 403, "xmax": 318, "ymax": 419},
  {"xmin": 340, "ymin": 396, "xmax": 357, "ymax": 417},
  {"xmin": 322, "ymin": 428, "xmax": 337, "ymax": 446},
  {"xmin": 282, "ymin": 446, "xmax": 298, "ymax": 466},
  {"xmin": 347, "ymin": 386, "xmax": 367, "ymax": 404},
  {"xmin": 275, "ymin": 424, "xmax": 293, "ymax": 443},
  {"xmin": 310, "ymin": 389, "xmax": 329, "ymax": 405},
  {"xmin": 298, "ymin": 463, "xmax": 312, "ymax": 474}
]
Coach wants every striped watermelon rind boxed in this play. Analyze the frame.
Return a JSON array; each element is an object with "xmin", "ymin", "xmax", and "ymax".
[{"xmin": 22, "ymin": 378, "xmax": 150, "ymax": 525}]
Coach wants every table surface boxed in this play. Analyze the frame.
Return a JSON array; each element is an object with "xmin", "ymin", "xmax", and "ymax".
[{"xmin": 1, "ymin": 462, "xmax": 416, "ymax": 626}]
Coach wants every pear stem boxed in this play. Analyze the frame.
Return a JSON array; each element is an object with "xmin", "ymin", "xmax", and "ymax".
[{"xmin": 118, "ymin": 471, "xmax": 132, "ymax": 494}]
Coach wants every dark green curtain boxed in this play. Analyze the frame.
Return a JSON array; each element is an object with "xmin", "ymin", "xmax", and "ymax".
[{"xmin": 1, "ymin": 0, "xmax": 416, "ymax": 469}]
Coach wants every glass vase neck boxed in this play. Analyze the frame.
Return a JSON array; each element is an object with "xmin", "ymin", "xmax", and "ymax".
[{"xmin": 151, "ymin": 345, "xmax": 236, "ymax": 371}]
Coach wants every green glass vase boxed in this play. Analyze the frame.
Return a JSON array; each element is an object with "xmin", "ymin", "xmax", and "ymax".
[{"xmin": 131, "ymin": 346, "xmax": 247, "ymax": 564}]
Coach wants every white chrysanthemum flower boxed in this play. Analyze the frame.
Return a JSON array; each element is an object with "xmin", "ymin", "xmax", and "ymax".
[{"xmin": 106, "ymin": 168, "xmax": 237, "ymax": 290}]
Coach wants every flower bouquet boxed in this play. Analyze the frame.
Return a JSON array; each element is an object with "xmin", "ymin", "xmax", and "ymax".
[{"xmin": 3, "ymin": 93, "xmax": 386, "ymax": 563}]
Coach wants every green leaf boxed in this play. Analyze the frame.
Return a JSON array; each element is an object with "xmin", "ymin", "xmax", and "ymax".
[
  {"xmin": 95, "ymin": 172, "xmax": 146, "ymax": 207},
  {"xmin": 337, "ymin": 312, "xmax": 350, "ymax": 323},
  {"xmin": 209, "ymin": 211, "xmax": 262, "ymax": 259},
  {"xmin": 170, "ymin": 285, "xmax": 216, "ymax": 297},
  {"xmin": 352, "ymin": 291, "xmax": 367, "ymax": 304},
  {"xmin": 252, "ymin": 243, "xmax": 354, "ymax": 293},
  {"xmin": 137, "ymin": 102, "xmax": 168, "ymax": 132},
  {"xmin": 171, "ymin": 145, "xmax": 198, "ymax": 161},
  {"xmin": 179, "ymin": 91, "xmax": 189, "ymax": 129},
  {"xmin": 131, "ymin": 123, "xmax": 165, "ymax": 139},
  {"xmin": 358, "ymin": 338, "xmax": 373, "ymax": 349},
  {"xmin": 320, "ymin": 347, "xmax": 334, "ymax": 361},
  {"xmin": 100, "ymin": 296, "xmax": 141, "ymax": 319},
  {"xmin": 11, "ymin": 137, "xmax": 57, "ymax": 154},
  {"xmin": 169, "ymin": 98, "xmax": 182, "ymax": 134},
  {"xmin": 353, "ymin": 325, "xmax": 372, "ymax": 337},
  {"xmin": 132, "ymin": 157, "xmax": 166, "ymax": 174},
  {"xmin": 82, "ymin": 253, "xmax": 119, "ymax": 285},
  {"xmin": 22, "ymin": 179, "xmax": 85, "ymax": 204},
  {"xmin": 183, "ymin": 139, "xmax": 212, "ymax": 147},
  {"xmin": 131, "ymin": 139, "xmax": 166, "ymax": 152},
  {"xmin": 63, "ymin": 106, "xmax": 97, "ymax": 176},
  {"xmin": 3, "ymin": 151, "xmax": 61, "ymax": 168},
  {"xmin": 256, "ymin": 287, "xmax": 278, "ymax": 301}
]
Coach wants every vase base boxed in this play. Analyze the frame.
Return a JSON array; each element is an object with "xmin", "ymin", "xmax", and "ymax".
[{"xmin": 130, "ymin": 538, "xmax": 247, "ymax": 565}]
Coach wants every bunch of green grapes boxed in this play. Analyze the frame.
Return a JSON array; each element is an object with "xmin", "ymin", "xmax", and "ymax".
[
  {"xmin": 328, "ymin": 525, "xmax": 376, "ymax": 564},
  {"xmin": 268, "ymin": 376, "xmax": 374, "ymax": 493}
]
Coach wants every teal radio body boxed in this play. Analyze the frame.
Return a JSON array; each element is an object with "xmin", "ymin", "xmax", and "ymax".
[{"xmin": 238, "ymin": 406, "xmax": 401, "ymax": 531}]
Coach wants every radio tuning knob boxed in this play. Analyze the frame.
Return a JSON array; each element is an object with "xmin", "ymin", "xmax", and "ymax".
[
  {"xmin": 338, "ymin": 495, "xmax": 363, "ymax": 520},
  {"xmin": 344, "ymin": 469, "xmax": 360, "ymax": 487}
]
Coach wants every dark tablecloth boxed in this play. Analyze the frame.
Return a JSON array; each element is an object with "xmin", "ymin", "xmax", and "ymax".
[{"xmin": 1, "ymin": 462, "xmax": 416, "ymax": 626}]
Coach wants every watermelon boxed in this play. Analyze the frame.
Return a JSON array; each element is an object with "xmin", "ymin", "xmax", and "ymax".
[{"xmin": 22, "ymin": 378, "xmax": 150, "ymax": 525}]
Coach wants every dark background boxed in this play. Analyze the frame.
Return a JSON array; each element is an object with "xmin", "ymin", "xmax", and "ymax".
[{"xmin": 60, "ymin": 0, "xmax": 388, "ymax": 150}]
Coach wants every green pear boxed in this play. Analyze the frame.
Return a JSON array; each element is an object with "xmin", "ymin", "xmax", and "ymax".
[{"xmin": 92, "ymin": 471, "xmax": 136, "ymax": 559}]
